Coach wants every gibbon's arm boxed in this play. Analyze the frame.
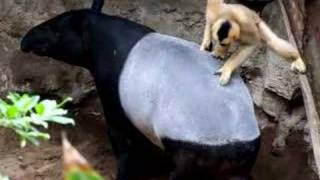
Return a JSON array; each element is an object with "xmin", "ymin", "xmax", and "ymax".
[
  {"xmin": 200, "ymin": 20, "xmax": 213, "ymax": 51},
  {"xmin": 216, "ymin": 45, "xmax": 256, "ymax": 85},
  {"xmin": 201, "ymin": 0, "xmax": 225, "ymax": 51},
  {"xmin": 258, "ymin": 21, "xmax": 306, "ymax": 73},
  {"xmin": 212, "ymin": 43, "xmax": 230, "ymax": 59}
]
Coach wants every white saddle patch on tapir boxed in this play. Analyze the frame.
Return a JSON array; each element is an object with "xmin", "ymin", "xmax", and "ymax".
[{"xmin": 119, "ymin": 33, "xmax": 260, "ymax": 148}]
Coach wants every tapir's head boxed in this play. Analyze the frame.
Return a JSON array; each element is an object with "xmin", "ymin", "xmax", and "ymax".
[
  {"xmin": 21, "ymin": 11, "xmax": 89, "ymax": 66},
  {"xmin": 20, "ymin": 0, "xmax": 104, "ymax": 66}
]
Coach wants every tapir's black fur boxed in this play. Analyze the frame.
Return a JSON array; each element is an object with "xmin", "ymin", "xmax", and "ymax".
[{"xmin": 20, "ymin": 0, "xmax": 259, "ymax": 179}]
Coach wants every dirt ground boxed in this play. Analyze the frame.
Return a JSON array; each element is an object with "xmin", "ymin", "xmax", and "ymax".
[{"xmin": 0, "ymin": 93, "xmax": 317, "ymax": 180}]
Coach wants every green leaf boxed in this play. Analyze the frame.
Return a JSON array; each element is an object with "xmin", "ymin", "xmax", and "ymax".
[
  {"xmin": 16, "ymin": 130, "xmax": 50, "ymax": 147},
  {"xmin": 0, "ymin": 173, "xmax": 10, "ymax": 180},
  {"xmin": 28, "ymin": 131, "xmax": 50, "ymax": 140},
  {"xmin": 23, "ymin": 136, "xmax": 40, "ymax": 146},
  {"xmin": 11, "ymin": 117, "xmax": 31, "ymax": 130},
  {"xmin": 0, "ymin": 93, "xmax": 74, "ymax": 147},
  {"xmin": 47, "ymin": 116, "xmax": 75, "ymax": 126},
  {"xmin": 58, "ymin": 97, "xmax": 73, "ymax": 108},
  {"xmin": 0, "ymin": 100, "xmax": 8, "ymax": 117},
  {"xmin": 35, "ymin": 103, "xmax": 45, "ymax": 115},
  {"xmin": 66, "ymin": 169, "xmax": 104, "ymax": 180},
  {"xmin": 30, "ymin": 114, "xmax": 49, "ymax": 128},
  {"xmin": 14, "ymin": 94, "xmax": 30, "ymax": 111},
  {"xmin": 7, "ymin": 93, "xmax": 21, "ymax": 104},
  {"xmin": 6, "ymin": 106, "xmax": 19, "ymax": 119},
  {"xmin": 21, "ymin": 95, "xmax": 40, "ymax": 113},
  {"xmin": 48, "ymin": 109, "xmax": 68, "ymax": 116},
  {"xmin": 37, "ymin": 100, "xmax": 57, "ymax": 116}
]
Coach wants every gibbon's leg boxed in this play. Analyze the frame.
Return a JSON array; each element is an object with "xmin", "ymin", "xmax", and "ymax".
[
  {"xmin": 200, "ymin": 20, "xmax": 212, "ymax": 51},
  {"xmin": 212, "ymin": 43, "xmax": 230, "ymax": 59},
  {"xmin": 258, "ymin": 21, "xmax": 306, "ymax": 73},
  {"xmin": 216, "ymin": 45, "xmax": 256, "ymax": 85}
]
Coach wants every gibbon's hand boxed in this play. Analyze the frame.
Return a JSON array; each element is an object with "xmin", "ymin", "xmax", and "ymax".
[
  {"xmin": 212, "ymin": 50, "xmax": 225, "ymax": 60},
  {"xmin": 291, "ymin": 57, "xmax": 306, "ymax": 73},
  {"xmin": 200, "ymin": 41, "xmax": 211, "ymax": 51},
  {"xmin": 214, "ymin": 67, "xmax": 232, "ymax": 86}
]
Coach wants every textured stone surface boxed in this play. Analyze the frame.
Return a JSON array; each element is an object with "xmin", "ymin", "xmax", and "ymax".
[
  {"xmin": 261, "ymin": 1, "xmax": 300, "ymax": 100},
  {"xmin": 0, "ymin": 0, "xmax": 94, "ymax": 102}
]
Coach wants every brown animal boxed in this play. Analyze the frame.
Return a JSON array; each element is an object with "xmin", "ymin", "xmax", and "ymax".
[{"xmin": 201, "ymin": 0, "xmax": 306, "ymax": 85}]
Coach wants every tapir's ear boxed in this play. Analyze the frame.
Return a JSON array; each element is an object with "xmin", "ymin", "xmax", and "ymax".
[{"xmin": 91, "ymin": 0, "xmax": 104, "ymax": 13}]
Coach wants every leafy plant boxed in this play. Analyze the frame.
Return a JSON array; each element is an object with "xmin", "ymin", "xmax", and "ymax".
[
  {"xmin": 0, "ymin": 174, "xmax": 9, "ymax": 180},
  {"xmin": 0, "ymin": 92, "xmax": 75, "ymax": 147},
  {"xmin": 65, "ymin": 167, "xmax": 104, "ymax": 180}
]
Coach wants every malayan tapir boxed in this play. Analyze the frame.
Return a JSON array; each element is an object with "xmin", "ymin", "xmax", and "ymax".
[{"xmin": 20, "ymin": 0, "xmax": 260, "ymax": 179}]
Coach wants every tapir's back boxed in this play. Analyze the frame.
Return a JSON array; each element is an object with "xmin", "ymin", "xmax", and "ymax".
[{"xmin": 119, "ymin": 33, "xmax": 260, "ymax": 148}]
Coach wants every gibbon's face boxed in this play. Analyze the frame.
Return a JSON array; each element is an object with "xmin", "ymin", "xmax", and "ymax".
[
  {"xmin": 21, "ymin": 10, "xmax": 88, "ymax": 66},
  {"xmin": 213, "ymin": 19, "xmax": 240, "ymax": 46}
]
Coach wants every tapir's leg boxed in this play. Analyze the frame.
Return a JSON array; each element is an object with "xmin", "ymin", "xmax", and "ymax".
[
  {"xmin": 229, "ymin": 175, "xmax": 253, "ymax": 180},
  {"xmin": 108, "ymin": 121, "xmax": 171, "ymax": 179},
  {"xmin": 164, "ymin": 137, "xmax": 260, "ymax": 180},
  {"xmin": 128, "ymin": 141, "xmax": 173, "ymax": 177},
  {"xmin": 163, "ymin": 139, "xmax": 200, "ymax": 180},
  {"xmin": 107, "ymin": 128, "xmax": 130, "ymax": 180},
  {"xmin": 169, "ymin": 150, "xmax": 196, "ymax": 180}
]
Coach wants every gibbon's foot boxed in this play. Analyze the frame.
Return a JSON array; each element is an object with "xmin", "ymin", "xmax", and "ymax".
[
  {"xmin": 291, "ymin": 57, "xmax": 306, "ymax": 73},
  {"xmin": 214, "ymin": 67, "xmax": 232, "ymax": 86},
  {"xmin": 214, "ymin": 68, "xmax": 223, "ymax": 75}
]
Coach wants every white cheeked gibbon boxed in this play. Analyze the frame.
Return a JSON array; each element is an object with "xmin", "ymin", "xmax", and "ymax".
[{"xmin": 200, "ymin": 0, "xmax": 306, "ymax": 85}]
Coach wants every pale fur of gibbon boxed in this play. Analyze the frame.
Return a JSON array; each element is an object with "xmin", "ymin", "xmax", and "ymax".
[{"xmin": 201, "ymin": 0, "xmax": 306, "ymax": 85}]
